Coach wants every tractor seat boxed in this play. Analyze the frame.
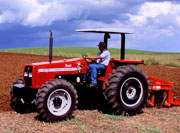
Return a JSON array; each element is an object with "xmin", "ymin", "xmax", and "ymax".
[{"xmin": 97, "ymin": 69, "xmax": 106, "ymax": 77}]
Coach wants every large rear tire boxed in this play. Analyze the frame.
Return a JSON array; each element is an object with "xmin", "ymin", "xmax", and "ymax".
[
  {"xmin": 36, "ymin": 79, "xmax": 78, "ymax": 122},
  {"xmin": 10, "ymin": 77, "xmax": 36, "ymax": 113},
  {"xmin": 105, "ymin": 65, "xmax": 149, "ymax": 115}
]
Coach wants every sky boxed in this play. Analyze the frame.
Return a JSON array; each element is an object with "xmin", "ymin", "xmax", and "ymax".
[{"xmin": 0, "ymin": 0, "xmax": 180, "ymax": 52}]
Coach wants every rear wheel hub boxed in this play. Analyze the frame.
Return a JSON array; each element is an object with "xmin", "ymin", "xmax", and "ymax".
[{"xmin": 126, "ymin": 86, "xmax": 137, "ymax": 100}]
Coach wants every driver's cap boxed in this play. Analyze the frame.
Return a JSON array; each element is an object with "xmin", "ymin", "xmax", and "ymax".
[{"xmin": 97, "ymin": 42, "xmax": 106, "ymax": 47}]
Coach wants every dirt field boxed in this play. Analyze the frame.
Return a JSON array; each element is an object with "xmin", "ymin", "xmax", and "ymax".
[{"xmin": 0, "ymin": 52, "xmax": 180, "ymax": 133}]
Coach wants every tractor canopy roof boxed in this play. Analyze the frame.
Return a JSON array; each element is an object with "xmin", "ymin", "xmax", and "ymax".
[
  {"xmin": 76, "ymin": 28, "xmax": 133, "ymax": 59},
  {"xmin": 76, "ymin": 28, "xmax": 133, "ymax": 34}
]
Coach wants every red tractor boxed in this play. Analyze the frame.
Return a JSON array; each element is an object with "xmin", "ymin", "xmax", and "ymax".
[{"xmin": 10, "ymin": 29, "xmax": 149, "ymax": 121}]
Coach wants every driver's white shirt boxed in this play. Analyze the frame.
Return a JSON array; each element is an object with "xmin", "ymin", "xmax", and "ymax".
[{"xmin": 96, "ymin": 49, "xmax": 110, "ymax": 66}]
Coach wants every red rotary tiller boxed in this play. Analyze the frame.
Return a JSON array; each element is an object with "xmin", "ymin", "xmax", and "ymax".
[{"xmin": 147, "ymin": 75, "xmax": 180, "ymax": 107}]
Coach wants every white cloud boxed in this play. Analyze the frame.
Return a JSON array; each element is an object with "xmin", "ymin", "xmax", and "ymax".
[
  {"xmin": 127, "ymin": 14, "xmax": 147, "ymax": 27},
  {"xmin": 124, "ymin": 1, "xmax": 180, "ymax": 43},
  {"xmin": 22, "ymin": 0, "xmax": 76, "ymax": 26},
  {"xmin": 87, "ymin": 0, "xmax": 116, "ymax": 6},
  {"xmin": 79, "ymin": 19, "xmax": 125, "ymax": 29},
  {"xmin": 128, "ymin": 1, "xmax": 180, "ymax": 28},
  {"xmin": 0, "ymin": 0, "xmax": 118, "ymax": 26},
  {"xmin": 0, "ymin": 0, "xmax": 82, "ymax": 26},
  {"xmin": 140, "ymin": 2, "xmax": 171, "ymax": 18},
  {"xmin": 0, "ymin": 10, "xmax": 16, "ymax": 23}
]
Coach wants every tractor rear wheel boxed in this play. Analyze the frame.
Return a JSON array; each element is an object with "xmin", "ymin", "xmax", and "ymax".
[
  {"xmin": 36, "ymin": 79, "xmax": 78, "ymax": 122},
  {"xmin": 10, "ymin": 77, "xmax": 36, "ymax": 113},
  {"xmin": 105, "ymin": 65, "xmax": 149, "ymax": 115}
]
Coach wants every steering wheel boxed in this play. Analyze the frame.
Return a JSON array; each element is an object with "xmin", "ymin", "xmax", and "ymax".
[
  {"xmin": 82, "ymin": 54, "xmax": 92, "ymax": 63},
  {"xmin": 82, "ymin": 54, "xmax": 88, "ymax": 59}
]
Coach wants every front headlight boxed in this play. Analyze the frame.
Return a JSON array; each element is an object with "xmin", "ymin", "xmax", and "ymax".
[
  {"xmin": 24, "ymin": 72, "xmax": 28, "ymax": 77},
  {"xmin": 29, "ymin": 73, "xmax": 32, "ymax": 77}
]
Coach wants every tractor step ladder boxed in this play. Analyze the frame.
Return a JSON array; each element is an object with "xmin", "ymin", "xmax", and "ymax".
[{"xmin": 147, "ymin": 75, "xmax": 180, "ymax": 107}]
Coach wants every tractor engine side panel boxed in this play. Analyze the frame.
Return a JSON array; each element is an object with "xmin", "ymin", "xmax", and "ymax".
[
  {"xmin": 28, "ymin": 58, "xmax": 88, "ymax": 88},
  {"xmin": 36, "ymin": 69, "xmax": 80, "ymax": 88}
]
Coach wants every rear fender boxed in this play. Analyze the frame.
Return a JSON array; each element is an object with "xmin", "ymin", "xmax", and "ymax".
[
  {"xmin": 100, "ymin": 59, "xmax": 144, "ymax": 90},
  {"xmin": 110, "ymin": 59, "xmax": 144, "ymax": 68}
]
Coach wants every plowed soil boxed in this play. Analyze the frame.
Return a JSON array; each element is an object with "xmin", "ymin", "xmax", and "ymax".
[{"xmin": 0, "ymin": 52, "xmax": 180, "ymax": 133}]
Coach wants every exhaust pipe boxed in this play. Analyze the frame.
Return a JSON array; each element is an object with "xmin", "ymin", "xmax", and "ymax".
[{"xmin": 49, "ymin": 30, "xmax": 53, "ymax": 62}]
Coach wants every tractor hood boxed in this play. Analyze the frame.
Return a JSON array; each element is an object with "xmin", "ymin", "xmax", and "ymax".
[
  {"xmin": 23, "ymin": 58, "xmax": 88, "ymax": 88},
  {"xmin": 30, "ymin": 58, "xmax": 85, "ymax": 69}
]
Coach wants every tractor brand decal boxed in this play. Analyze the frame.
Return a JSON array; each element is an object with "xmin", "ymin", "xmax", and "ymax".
[
  {"xmin": 65, "ymin": 64, "xmax": 72, "ymax": 67},
  {"xmin": 38, "ymin": 67, "xmax": 81, "ymax": 72}
]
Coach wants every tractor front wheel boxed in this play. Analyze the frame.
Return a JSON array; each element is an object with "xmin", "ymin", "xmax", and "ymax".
[
  {"xmin": 105, "ymin": 65, "xmax": 149, "ymax": 115},
  {"xmin": 36, "ymin": 79, "xmax": 78, "ymax": 122}
]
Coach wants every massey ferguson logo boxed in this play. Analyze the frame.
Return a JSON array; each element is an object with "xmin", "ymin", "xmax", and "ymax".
[{"xmin": 65, "ymin": 64, "xmax": 72, "ymax": 67}]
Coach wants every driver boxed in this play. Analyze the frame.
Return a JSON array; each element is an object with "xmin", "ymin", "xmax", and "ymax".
[{"xmin": 86, "ymin": 42, "xmax": 111, "ymax": 87}]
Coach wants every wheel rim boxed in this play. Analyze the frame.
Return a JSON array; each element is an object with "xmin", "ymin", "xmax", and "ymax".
[
  {"xmin": 47, "ymin": 89, "xmax": 72, "ymax": 116},
  {"xmin": 120, "ymin": 77, "xmax": 143, "ymax": 107}
]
